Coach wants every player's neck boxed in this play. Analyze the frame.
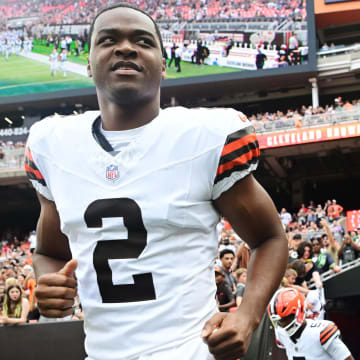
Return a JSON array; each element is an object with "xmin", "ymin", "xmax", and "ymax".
[{"xmin": 98, "ymin": 97, "xmax": 160, "ymax": 131}]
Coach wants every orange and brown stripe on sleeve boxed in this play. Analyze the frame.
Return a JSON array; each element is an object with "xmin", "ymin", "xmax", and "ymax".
[
  {"xmin": 320, "ymin": 323, "xmax": 338, "ymax": 345},
  {"xmin": 24, "ymin": 147, "xmax": 46, "ymax": 186},
  {"xmin": 215, "ymin": 126, "xmax": 259, "ymax": 184}
]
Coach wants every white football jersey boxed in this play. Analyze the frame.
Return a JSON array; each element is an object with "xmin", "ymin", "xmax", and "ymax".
[
  {"xmin": 275, "ymin": 319, "xmax": 350, "ymax": 360},
  {"xmin": 25, "ymin": 107, "xmax": 259, "ymax": 360}
]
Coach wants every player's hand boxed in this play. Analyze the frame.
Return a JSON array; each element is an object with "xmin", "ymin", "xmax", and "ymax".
[
  {"xmin": 201, "ymin": 308, "xmax": 256, "ymax": 360},
  {"xmin": 35, "ymin": 259, "xmax": 78, "ymax": 318}
]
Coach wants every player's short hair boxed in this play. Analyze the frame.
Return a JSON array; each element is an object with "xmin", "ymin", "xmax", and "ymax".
[
  {"xmin": 88, "ymin": 3, "xmax": 164, "ymax": 55},
  {"xmin": 219, "ymin": 249, "xmax": 235, "ymax": 259}
]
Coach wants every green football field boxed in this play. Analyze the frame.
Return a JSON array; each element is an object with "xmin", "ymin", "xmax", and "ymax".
[
  {"xmin": 0, "ymin": 48, "xmax": 243, "ymax": 98},
  {"xmin": 31, "ymin": 44, "xmax": 243, "ymax": 79},
  {"xmin": 0, "ymin": 55, "xmax": 93, "ymax": 97}
]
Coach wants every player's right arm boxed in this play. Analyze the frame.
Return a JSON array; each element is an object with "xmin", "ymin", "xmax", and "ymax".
[{"xmin": 34, "ymin": 192, "xmax": 78, "ymax": 318}]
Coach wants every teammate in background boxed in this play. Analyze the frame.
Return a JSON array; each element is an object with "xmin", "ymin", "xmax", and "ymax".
[
  {"xmin": 15, "ymin": 38, "xmax": 22, "ymax": 55},
  {"xmin": 58, "ymin": 49, "xmax": 68, "ymax": 77},
  {"xmin": 49, "ymin": 48, "xmax": 59, "ymax": 76},
  {"xmin": 5, "ymin": 39, "xmax": 11, "ymax": 61},
  {"xmin": 26, "ymin": 4, "xmax": 288, "ymax": 360},
  {"xmin": 268, "ymin": 288, "xmax": 353, "ymax": 360}
]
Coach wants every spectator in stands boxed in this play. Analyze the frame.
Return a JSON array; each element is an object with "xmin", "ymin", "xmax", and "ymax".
[
  {"xmin": 232, "ymin": 241, "xmax": 251, "ymax": 270},
  {"xmin": 327, "ymin": 199, "xmax": 343, "ymax": 221},
  {"xmin": 315, "ymin": 204, "xmax": 325, "ymax": 226},
  {"xmin": 29, "ymin": 230, "xmax": 37, "ymax": 254},
  {"xmin": 214, "ymin": 266, "xmax": 235, "ymax": 312},
  {"xmin": 311, "ymin": 237, "xmax": 340, "ymax": 274},
  {"xmin": 297, "ymin": 203, "xmax": 307, "ymax": 225},
  {"xmin": 234, "ymin": 268, "xmax": 247, "ymax": 307},
  {"xmin": 280, "ymin": 208, "xmax": 292, "ymax": 228},
  {"xmin": 297, "ymin": 242, "xmax": 323, "ymax": 288},
  {"xmin": 321, "ymin": 43, "xmax": 329, "ymax": 51},
  {"xmin": 288, "ymin": 233, "xmax": 303, "ymax": 263},
  {"xmin": 218, "ymin": 235, "xmax": 237, "ymax": 255},
  {"xmin": 319, "ymin": 219, "xmax": 340, "ymax": 265},
  {"xmin": 330, "ymin": 220, "xmax": 344, "ymax": 246},
  {"xmin": 338, "ymin": 233, "xmax": 360, "ymax": 265},
  {"xmin": 0, "ymin": 284, "xmax": 29, "ymax": 324},
  {"xmin": 219, "ymin": 249, "xmax": 237, "ymax": 293}
]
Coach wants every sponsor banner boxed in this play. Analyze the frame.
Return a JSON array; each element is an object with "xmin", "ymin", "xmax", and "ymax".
[
  {"xmin": 257, "ymin": 122, "xmax": 360, "ymax": 149},
  {"xmin": 347, "ymin": 210, "xmax": 360, "ymax": 232}
]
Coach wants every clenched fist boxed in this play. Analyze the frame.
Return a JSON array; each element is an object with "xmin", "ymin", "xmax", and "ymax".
[{"xmin": 35, "ymin": 259, "xmax": 78, "ymax": 318}]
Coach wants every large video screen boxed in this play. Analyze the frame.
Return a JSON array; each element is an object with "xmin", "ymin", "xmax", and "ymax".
[{"xmin": 0, "ymin": 0, "xmax": 315, "ymax": 100}]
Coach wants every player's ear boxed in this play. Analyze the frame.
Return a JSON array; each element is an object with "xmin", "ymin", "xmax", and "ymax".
[
  {"xmin": 161, "ymin": 58, "xmax": 166, "ymax": 80},
  {"xmin": 87, "ymin": 57, "xmax": 92, "ymax": 78}
]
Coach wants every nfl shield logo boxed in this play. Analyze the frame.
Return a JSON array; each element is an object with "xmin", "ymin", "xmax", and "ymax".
[{"xmin": 106, "ymin": 164, "xmax": 119, "ymax": 181}]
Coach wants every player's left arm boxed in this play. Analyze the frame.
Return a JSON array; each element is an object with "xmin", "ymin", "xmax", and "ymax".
[
  {"xmin": 321, "ymin": 323, "xmax": 354, "ymax": 360},
  {"xmin": 203, "ymin": 174, "xmax": 288, "ymax": 359}
]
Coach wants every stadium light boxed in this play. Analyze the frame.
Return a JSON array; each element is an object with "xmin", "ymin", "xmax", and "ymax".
[{"xmin": 4, "ymin": 117, "xmax": 13, "ymax": 125}]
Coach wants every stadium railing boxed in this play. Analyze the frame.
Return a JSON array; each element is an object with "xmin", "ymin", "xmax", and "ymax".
[
  {"xmin": 255, "ymin": 107, "xmax": 360, "ymax": 134},
  {"xmin": 308, "ymin": 257, "xmax": 360, "ymax": 290}
]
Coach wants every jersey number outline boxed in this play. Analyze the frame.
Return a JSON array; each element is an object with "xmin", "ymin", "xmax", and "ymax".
[{"xmin": 85, "ymin": 198, "xmax": 156, "ymax": 303}]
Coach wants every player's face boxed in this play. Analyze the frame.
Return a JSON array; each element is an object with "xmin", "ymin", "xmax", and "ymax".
[
  {"xmin": 88, "ymin": 8, "xmax": 166, "ymax": 105},
  {"xmin": 221, "ymin": 254, "xmax": 234, "ymax": 269},
  {"xmin": 278, "ymin": 314, "xmax": 295, "ymax": 328}
]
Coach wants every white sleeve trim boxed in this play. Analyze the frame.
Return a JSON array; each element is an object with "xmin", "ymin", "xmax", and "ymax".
[
  {"xmin": 212, "ymin": 162, "xmax": 258, "ymax": 200},
  {"xmin": 30, "ymin": 179, "xmax": 54, "ymax": 201}
]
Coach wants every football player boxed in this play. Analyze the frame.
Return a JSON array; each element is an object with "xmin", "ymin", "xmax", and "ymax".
[
  {"xmin": 268, "ymin": 288, "xmax": 354, "ymax": 360},
  {"xmin": 26, "ymin": 3, "xmax": 288, "ymax": 360}
]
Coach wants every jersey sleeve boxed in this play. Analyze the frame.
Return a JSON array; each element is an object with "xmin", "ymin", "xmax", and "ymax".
[
  {"xmin": 24, "ymin": 124, "xmax": 54, "ymax": 201},
  {"xmin": 324, "ymin": 335, "xmax": 352, "ymax": 359},
  {"xmin": 320, "ymin": 321, "xmax": 340, "ymax": 350},
  {"xmin": 212, "ymin": 111, "xmax": 260, "ymax": 200}
]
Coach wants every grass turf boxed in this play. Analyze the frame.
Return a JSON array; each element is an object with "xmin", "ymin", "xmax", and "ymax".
[
  {"xmin": 0, "ymin": 46, "xmax": 243, "ymax": 98},
  {"xmin": 32, "ymin": 43, "xmax": 243, "ymax": 79},
  {"xmin": 0, "ymin": 54, "xmax": 93, "ymax": 97}
]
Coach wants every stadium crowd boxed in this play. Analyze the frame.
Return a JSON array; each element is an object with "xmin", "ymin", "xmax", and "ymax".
[
  {"xmin": 249, "ymin": 96, "xmax": 360, "ymax": 132},
  {"xmin": 0, "ymin": 196, "xmax": 358, "ymax": 325},
  {"xmin": 1, "ymin": 0, "xmax": 306, "ymax": 26}
]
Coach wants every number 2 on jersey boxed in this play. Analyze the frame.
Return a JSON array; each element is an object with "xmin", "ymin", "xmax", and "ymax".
[{"xmin": 84, "ymin": 198, "xmax": 156, "ymax": 303}]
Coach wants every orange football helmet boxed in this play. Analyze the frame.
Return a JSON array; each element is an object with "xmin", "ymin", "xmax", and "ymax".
[{"xmin": 268, "ymin": 288, "xmax": 305, "ymax": 336}]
